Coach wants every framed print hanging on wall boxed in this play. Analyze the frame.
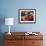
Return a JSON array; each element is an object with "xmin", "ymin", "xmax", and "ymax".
[{"xmin": 18, "ymin": 9, "xmax": 36, "ymax": 24}]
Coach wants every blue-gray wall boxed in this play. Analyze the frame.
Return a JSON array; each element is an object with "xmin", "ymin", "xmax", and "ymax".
[
  {"xmin": 0, "ymin": 0, "xmax": 46, "ymax": 46},
  {"xmin": 0, "ymin": 0, "xmax": 46, "ymax": 33}
]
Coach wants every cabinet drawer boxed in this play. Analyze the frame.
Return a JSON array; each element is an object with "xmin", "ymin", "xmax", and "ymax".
[
  {"xmin": 4, "ymin": 40, "xmax": 16, "ymax": 46},
  {"xmin": 4, "ymin": 40, "xmax": 24, "ymax": 46},
  {"xmin": 24, "ymin": 40, "xmax": 43, "ymax": 46},
  {"xmin": 4, "ymin": 35, "xmax": 24, "ymax": 40},
  {"xmin": 33, "ymin": 40, "xmax": 43, "ymax": 46},
  {"xmin": 25, "ymin": 35, "xmax": 43, "ymax": 40}
]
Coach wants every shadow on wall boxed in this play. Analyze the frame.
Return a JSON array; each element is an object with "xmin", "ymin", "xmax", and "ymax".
[{"xmin": 0, "ymin": 16, "xmax": 5, "ymax": 46}]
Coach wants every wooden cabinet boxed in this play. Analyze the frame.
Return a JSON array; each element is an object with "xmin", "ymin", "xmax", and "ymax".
[
  {"xmin": 4, "ymin": 32, "xmax": 24, "ymax": 46},
  {"xmin": 4, "ymin": 40, "xmax": 24, "ymax": 46},
  {"xmin": 4, "ymin": 32, "xmax": 43, "ymax": 46},
  {"xmin": 24, "ymin": 40, "xmax": 43, "ymax": 46}
]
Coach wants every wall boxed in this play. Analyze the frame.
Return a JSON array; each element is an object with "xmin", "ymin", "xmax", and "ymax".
[
  {"xmin": 0, "ymin": 0, "xmax": 46, "ymax": 33},
  {"xmin": 0, "ymin": 0, "xmax": 46, "ymax": 46}
]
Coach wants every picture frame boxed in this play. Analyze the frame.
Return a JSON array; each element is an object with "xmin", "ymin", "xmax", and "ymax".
[{"xmin": 18, "ymin": 9, "xmax": 36, "ymax": 24}]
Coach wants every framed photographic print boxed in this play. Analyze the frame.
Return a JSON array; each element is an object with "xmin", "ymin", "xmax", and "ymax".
[{"xmin": 18, "ymin": 9, "xmax": 36, "ymax": 24}]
